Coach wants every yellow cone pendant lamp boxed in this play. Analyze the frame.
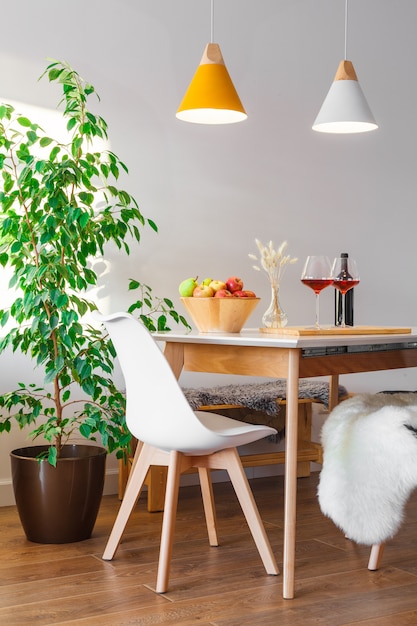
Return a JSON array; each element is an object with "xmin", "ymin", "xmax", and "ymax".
[
  {"xmin": 176, "ymin": 43, "xmax": 247, "ymax": 124},
  {"xmin": 176, "ymin": 1, "xmax": 247, "ymax": 125},
  {"xmin": 312, "ymin": 0, "xmax": 378, "ymax": 134}
]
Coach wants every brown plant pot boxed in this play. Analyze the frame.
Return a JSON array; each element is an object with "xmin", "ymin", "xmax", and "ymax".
[{"xmin": 10, "ymin": 444, "xmax": 107, "ymax": 544}]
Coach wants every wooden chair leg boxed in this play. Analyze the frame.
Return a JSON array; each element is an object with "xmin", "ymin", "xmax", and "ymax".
[
  {"xmin": 103, "ymin": 443, "xmax": 153, "ymax": 561},
  {"xmin": 205, "ymin": 448, "xmax": 279, "ymax": 576},
  {"xmin": 118, "ymin": 438, "xmax": 141, "ymax": 500},
  {"xmin": 156, "ymin": 450, "xmax": 183, "ymax": 593},
  {"xmin": 368, "ymin": 543, "xmax": 385, "ymax": 570},
  {"xmin": 198, "ymin": 467, "xmax": 219, "ymax": 546},
  {"xmin": 145, "ymin": 466, "xmax": 168, "ymax": 512},
  {"xmin": 118, "ymin": 457, "xmax": 130, "ymax": 500}
]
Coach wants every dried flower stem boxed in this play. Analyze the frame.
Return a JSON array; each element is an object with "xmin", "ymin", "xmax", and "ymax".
[{"xmin": 249, "ymin": 239, "xmax": 297, "ymax": 289}]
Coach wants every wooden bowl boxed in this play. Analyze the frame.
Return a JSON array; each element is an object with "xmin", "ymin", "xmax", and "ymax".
[{"xmin": 181, "ymin": 297, "xmax": 260, "ymax": 333}]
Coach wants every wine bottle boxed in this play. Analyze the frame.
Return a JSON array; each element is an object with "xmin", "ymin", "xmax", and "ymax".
[{"xmin": 334, "ymin": 253, "xmax": 354, "ymax": 326}]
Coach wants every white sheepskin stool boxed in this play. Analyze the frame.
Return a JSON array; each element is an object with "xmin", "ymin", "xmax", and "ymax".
[{"xmin": 318, "ymin": 393, "xmax": 417, "ymax": 547}]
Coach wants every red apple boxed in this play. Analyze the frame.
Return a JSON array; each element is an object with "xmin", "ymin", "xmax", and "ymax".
[
  {"xmin": 214, "ymin": 289, "xmax": 233, "ymax": 298},
  {"xmin": 193, "ymin": 285, "xmax": 214, "ymax": 297},
  {"xmin": 226, "ymin": 276, "xmax": 244, "ymax": 293},
  {"xmin": 209, "ymin": 280, "xmax": 227, "ymax": 293},
  {"xmin": 233, "ymin": 290, "xmax": 249, "ymax": 297},
  {"xmin": 243, "ymin": 290, "xmax": 257, "ymax": 297}
]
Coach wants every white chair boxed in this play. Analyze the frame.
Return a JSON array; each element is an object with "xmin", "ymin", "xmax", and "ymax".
[{"xmin": 96, "ymin": 312, "xmax": 279, "ymax": 593}]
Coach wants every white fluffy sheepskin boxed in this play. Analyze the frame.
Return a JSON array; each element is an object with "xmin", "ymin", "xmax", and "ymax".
[{"xmin": 318, "ymin": 393, "xmax": 417, "ymax": 545}]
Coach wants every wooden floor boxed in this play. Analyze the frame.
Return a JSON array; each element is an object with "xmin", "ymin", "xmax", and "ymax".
[{"xmin": 1, "ymin": 472, "xmax": 417, "ymax": 625}]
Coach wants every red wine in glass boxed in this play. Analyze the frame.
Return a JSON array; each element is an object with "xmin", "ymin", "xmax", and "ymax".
[
  {"xmin": 301, "ymin": 278, "xmax": 334, "ymax": 294},
  {"xmin": 332, "ymin": 278, "xmax": 360, "ymax": 295},
  {"xmin": 301, "ymin": 256, "xmax": 332, "ymax": 329}
]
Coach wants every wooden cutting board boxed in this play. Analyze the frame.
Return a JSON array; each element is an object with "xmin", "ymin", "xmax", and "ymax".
[{"xmin": 260, "ymin": 325, "xmax": 412, "ymax": 336}]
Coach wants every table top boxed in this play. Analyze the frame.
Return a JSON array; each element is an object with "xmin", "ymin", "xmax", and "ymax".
[{"xmin": 154, "ymin": 327, "xmax": 417, "ymax": 351}]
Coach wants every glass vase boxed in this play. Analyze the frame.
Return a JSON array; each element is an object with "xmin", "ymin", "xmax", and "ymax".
[{"xmin": 262, "ymin": 283, "xmax": 288, "ymax": 328}]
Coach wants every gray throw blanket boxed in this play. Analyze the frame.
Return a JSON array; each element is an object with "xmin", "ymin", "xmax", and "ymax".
[{"xmin": 182, "ymin": 380, "xmax": 348, "ymax": 416}]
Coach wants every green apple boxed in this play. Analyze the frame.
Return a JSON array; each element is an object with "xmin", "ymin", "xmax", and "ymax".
[
  {"xmin": 201, "ymin": 277, "xmax": 213, "ymax": 286},
  {"xmin": 179, "ymin": 277, "xmax": 198, "ymax": 297}
]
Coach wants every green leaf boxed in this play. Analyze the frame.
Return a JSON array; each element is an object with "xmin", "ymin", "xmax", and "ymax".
[
  {"xmin": 10, "ymin": 241, "xmax": 22, "ymax": 253},
  {"xmin": 17, "ymin": 116, "xmax": 32, "ymax": 127},
  {"xmin": 49, "ymin": 146, "xmax": 61, "ymax": 160},
  {"xmin": 47, "ymin": 446, "xmax": 57, "ymax": 467},
  {"xmin": 147, "ymin": 219, "xmax": 158, "ymax": 232},
  {"xmin": 39, "ymin": 137, "xmax": 53, "ymax": 147},
  {"xmin": 66, "ymin": 117, "xmax": 77, "ymax": 131}
]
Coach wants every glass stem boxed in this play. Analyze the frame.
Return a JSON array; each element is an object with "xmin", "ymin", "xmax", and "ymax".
[
  {"xmin": 315, "ymin": 293, "xmax": 320, "ymax": 329},
  {"xmin": 340, "ymin": 293, "xmax": 346, "ymax": 328}
]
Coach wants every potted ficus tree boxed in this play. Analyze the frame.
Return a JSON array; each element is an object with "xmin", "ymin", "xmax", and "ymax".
[{"xmin": 0, "ymin": 60, "xmax": 189, "ymax": 543}]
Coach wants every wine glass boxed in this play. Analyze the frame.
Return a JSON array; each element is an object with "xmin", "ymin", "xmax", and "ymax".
[
  {"xmin": 301, "ymin": 256, "xmax": 333, "ymax": 329},
  {"xmin": 331, "ymin": 257, "xmax": 360, "ymax": 328}
]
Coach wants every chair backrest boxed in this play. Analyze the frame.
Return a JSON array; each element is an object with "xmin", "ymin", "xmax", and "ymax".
[{"xmin": 94, "ymin": 311, "xmax": 214, "ymax": 452}]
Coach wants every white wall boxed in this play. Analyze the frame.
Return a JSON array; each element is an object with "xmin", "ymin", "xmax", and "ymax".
[{"xmin": 1, "ymin": 0, "xmax": 417, "ymax": 505}]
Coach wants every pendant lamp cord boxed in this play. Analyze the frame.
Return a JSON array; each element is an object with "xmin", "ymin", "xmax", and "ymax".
[
  {"xmin": 210, "ymin": 0, "xmax": 214, "ymax": 43},
  {"xmin": 344, "ymin": 0, "xmax": 348, "ymax": 60}
]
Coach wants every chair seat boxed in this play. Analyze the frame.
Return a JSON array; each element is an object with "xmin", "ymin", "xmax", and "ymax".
[
  {"xmin": 118, "ymin": 397, "xmax": 325, "ymax": 505},
  {"xmin": 149, "ymin": 411, "xmax": 276, "ymax": 455},
  {"xmin": 194, "ymin": 410, "xmax": 276, "ymax": 447}
]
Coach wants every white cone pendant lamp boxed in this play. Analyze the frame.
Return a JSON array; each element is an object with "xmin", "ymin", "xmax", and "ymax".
[
  {"xmin": 312, "ymin": 0, "xmax": 378, "ymax": 134},
  {"xmin": 313, "ymin": 60, "xmax": 377, "ymax": 133},
  {"xmin": 176, "ymin": 1, "xmax": 247, "ymax": 125}
]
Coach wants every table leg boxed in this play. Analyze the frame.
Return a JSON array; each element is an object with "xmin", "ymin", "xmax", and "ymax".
[
  {"xmin": 329, "ymin": 374, "xmax": 340, "ymax": 410},
  {"xmin": 164, "ymin": 342, "xmax": 185, "ymax": 378},
  {"xmin": 283, "ymin": 349, "xmax": 300, "ymax": 599}
]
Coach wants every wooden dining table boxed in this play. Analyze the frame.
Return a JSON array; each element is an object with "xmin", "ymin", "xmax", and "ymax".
[{"xmin": 152, "ymin": 326, "xmax": 417, "ymax": 599}]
